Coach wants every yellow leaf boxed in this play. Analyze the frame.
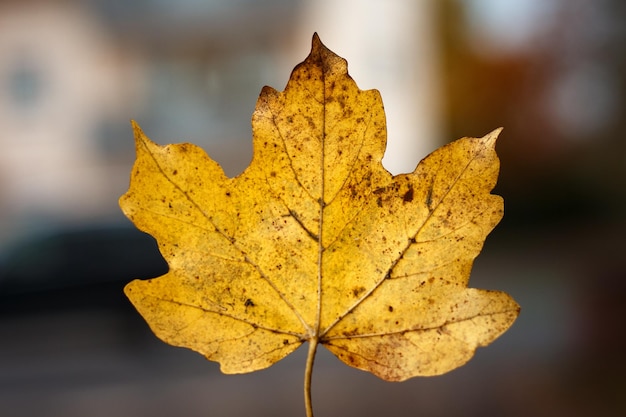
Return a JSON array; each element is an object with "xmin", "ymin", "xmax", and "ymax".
[{"xmin": 121, "ymin": 33, "xmax": 518, "ymax": 395}]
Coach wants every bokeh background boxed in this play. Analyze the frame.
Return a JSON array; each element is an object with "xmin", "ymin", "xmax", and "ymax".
[{"xmin": 1, "ymin": 0, "xmax": 625, "ymax": 416}]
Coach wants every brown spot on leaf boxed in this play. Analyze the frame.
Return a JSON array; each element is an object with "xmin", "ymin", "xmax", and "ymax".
[
  {"xmin": 352, "ymin": 286, "xmax": 366, "ymax": 297},
  {"xmin": 403, "ymin": 186, "xmax": 414, "ymax": 203}
]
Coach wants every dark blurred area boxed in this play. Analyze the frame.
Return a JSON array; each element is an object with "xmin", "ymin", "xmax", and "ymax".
[
  {"xmin": 1, "ymin": 0, "xmax": 625, "ymax": 416},
  {"xmin": 0, "ymin": 225, "xmax": 167, "ymax": 314}
]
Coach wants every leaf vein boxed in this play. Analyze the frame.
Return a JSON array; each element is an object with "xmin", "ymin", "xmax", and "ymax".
[
  {"xmin": 140, "ymin": 138, "xmax": 312, "ymax": 335},
  {"xmin": 157, "ymin": 297, "xmax": 306, "ymax": 339},
  {"xmin": 321, "ymin": 143, "xmax": 490, "ymax": 336}
]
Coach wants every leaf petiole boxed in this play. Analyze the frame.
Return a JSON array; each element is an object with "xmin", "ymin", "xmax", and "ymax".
[{"xmin": 304, "ymin": 337, "xmax": 319, "ymax": 417}]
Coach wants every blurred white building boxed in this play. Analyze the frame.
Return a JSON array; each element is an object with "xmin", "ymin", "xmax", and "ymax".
[{"xmin": 0, "ymin": 1, "xmax": 144, "ymax": 241}]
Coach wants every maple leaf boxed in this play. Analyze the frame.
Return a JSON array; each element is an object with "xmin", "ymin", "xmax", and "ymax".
[{"xmin": 121, "ymin": 34, "xmax": 519, "ymax": 414}]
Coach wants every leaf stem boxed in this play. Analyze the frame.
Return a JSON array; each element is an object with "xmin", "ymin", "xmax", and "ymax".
[{"xmin": 304, "ymin": 338, "xmax": 319, "ymax": 417}]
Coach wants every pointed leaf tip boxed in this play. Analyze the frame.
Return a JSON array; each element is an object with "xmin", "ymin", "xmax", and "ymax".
[
  {"xmin": 130, "ymin": 120, "xmax": 144, "ymax": 138},
  {"xmin": 306, "ymin": 33, "xmax": 346, "ymax": 76},
  {"xmin": 484, "ymin": 127, "xmax": 503, "ymax": 148},
  {"xmin": 310, "ymin": 32, "xmax": 334, "ymax": 59},
  {"xmin": 312, "ymin": 32, "xmax": 322, "ymax": 48},
  {"xmin": 131, "ymin": 120, "xmax": 147, "ymax": 148},
  {"xmin": 311, "ymin": 33, "xmax": 324, "ymax": 57}
]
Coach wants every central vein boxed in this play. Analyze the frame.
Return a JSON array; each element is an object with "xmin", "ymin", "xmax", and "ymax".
[{"xmin": 315, "ymin": 64, "xmax": 326, "ymax": 340}]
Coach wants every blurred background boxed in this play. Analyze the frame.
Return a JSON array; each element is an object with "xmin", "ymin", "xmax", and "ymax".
[{"xmin": 0, "ymin": 0, "xmax": 624, "ymax": 416}]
